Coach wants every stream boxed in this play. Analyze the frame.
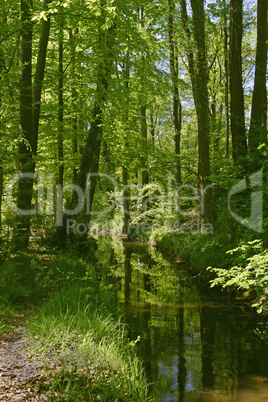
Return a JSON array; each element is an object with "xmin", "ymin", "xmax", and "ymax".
[{"xmin": 95, "ymin": 237, "xmax": 268, "ymax": 401}]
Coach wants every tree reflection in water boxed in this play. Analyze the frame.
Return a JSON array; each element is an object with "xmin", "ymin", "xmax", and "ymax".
[{"xmin": 95, "ymin": 237, "xmax": 268, "ymax": 401}]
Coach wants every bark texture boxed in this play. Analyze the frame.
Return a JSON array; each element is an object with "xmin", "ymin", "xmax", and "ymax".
[
  {"xmin": 248, "ymin": 0, "xmax": 267, "ymax": 159},
  {"xmin": 180, "ymin": 0, "xmax": 216, "ymax": 224},
  {"xmin": 78, "ymin": 22, "xmax": 115, "ymax": 220},
  {"xmin": 229, "ymin": 0, "xmax": 247, "ymax": 165},
  {"xmin": 15, "ymin": 0, "xmax": 51, "ymax": 246},
  {"xmin": 168, "ymin": 0, "xmax": 182, "ymax": 187}
]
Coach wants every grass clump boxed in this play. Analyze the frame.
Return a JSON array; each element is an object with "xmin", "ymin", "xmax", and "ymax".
[{"xmin": 26, "ymin": 254, "xmax": 153, "ymax": 401}]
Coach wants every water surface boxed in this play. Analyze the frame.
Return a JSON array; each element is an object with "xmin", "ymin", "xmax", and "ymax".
[{"xmin": 95, "ymin": 237, "xmax": 268, "ymax": 401}]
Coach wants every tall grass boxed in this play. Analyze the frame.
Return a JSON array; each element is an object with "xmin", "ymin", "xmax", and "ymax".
[{"xmin": 26, "ymin": 254, "xmax": 154, "ymax": 401}]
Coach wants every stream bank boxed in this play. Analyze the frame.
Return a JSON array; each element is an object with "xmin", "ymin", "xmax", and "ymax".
[
  {"xmin": 150, "ymin": 229, "xmax": 267, "ymax": 312},
  {"xmin": 96, "ymin": 236, "xmax": 268, "ymax": 401},
  {"xmin": 1, "ymin": 235, "xmax": 268, "ymax": 401},
  {"xmin": 0, "ymin": 246, "xmax": 153, "ymax": 401}
]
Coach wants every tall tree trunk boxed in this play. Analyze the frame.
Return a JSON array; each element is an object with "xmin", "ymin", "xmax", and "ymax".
[
  {"xmin": 55, "ymin": 13, "xmax": 65, "ymax": 239},
  {"xmin": 210, "ymin": 83, "xmax": 217, "ymax": 150},
  {"xmin": 87, "ymin": 139, "xmax": 101, "ymax": 214},
  {"xmin": 248, "ymin": 0, "xmax": 267, "ymax": 162},
  {"xmin": 180, "ymin": 0, "xmax": 216, "ymax": 224},
  {"xmin": 229, "ymin": 0, "xmax": 247, "ymax": 166},
  {"xmin": 78, "ymin": 101, "xmax": 103, "ymax": 192},
  {"xmin": 78, "ymin": 23, "xmax": 115, "ymax": 219},
  {"xmin": 140, "ymin": 5, "xmax": 149, "ymax": 212},
  {"xmin": 223, "ymin": 0, "xmax": 230, "ymax": 158},
  {"xmin": 16, "ymin": 0, "xmax": 34, "ymax": 246},
  {"xmin": 0, "ymin": 36, "xmax": 4, "ymax": 229},
  {"xmin": 191, "ymin": 0, "xmax": 215, "ymax": 224},
  {"xmin": 122, "ymin": 56, "xmax": 131, "ymax": 235},
  {"xmin": 140, "ymin": 99, "xmax": 149, "ymax": 212},
  {"xmin": 57, "ymin": 17, "xmax": 64, "ymax": 187},
  {"xmin": 69, "ymin": 28, "xmax": 79, "ymax": 189},
  {"xmin": 168, "ymin": 0, "xmax": 182, "ymax": 187},
  {"xmin": 16, "ymin": 0, "xmax": 51, "ymax": 246},
  {"xmin": 32, "ymin": 0, "xmax": 51, "ymax": 156}
]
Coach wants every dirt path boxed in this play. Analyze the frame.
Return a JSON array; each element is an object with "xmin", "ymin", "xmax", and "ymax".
[{"xmin": 0, "ymin": 327, "xmax": 46, "ymax": 401}]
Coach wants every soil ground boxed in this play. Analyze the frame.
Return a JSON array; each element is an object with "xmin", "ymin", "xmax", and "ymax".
[{"xmin": 0, "ymin": 327, "xmax": 46, "ymax": 401}]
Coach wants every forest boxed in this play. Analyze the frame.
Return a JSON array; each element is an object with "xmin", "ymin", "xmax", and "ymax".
[{"xmin": 0, "ymin": 0, "xmax": 267, "ymax": 400}]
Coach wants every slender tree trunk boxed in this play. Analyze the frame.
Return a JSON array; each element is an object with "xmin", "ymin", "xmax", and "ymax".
[
  {"xmin": 190, "ymin": 0, "xmax": 214, "ymax": 222},
  {"xmin": 71, "ymin": 129, "xmax": 78, "ymax": 185},
  {"xmin": 180, "ymin": 0, "xmax": 216, "ymax": 224},
  {"xmin": 140, "ymin": 102, "xmax": 149, "ymax": 186},
  {"xmin": 78, "ymin": 22, "xmax": 116, "ymax": 220},
  {"xmin": 122, "ymin": 56, "xmax": 131, "ymax": 235},
  {"xmin": 122, "ymin": 165, "xmax": 131, "ymax": 235},
  {"xmin": 215, "ymin": 103, "xmax": 223, "ymax": 152},
  {"xmin": 78, "ymin": 102, "xmax": 102, "ymax": 191},
  {"xmin": 71, "ymin": 110, "xmax": 78, "ymax": 187},
  {"xmin": 19, "ymin": 0, "xmax": 33, "ymax": 155},
  {"xmin": 0, "ymin": 36, "xmax": 4, "ymax": 229},
  {"xmin": 140, "ymin": 5, "xmax": 149, "ymax": 212},
  {"xmin": 248, "ymin": 0, "xmax": 267, "ymax": 160},
  {"xmin": 210, "ymin": 85, "xmax": 217, "ymax": 149},
  {"xmin": 150, "ymin": 109, "xmax": 156, "ymax": 148},
  {"xmin": 57, "ymin": 18, "xmax": 64, "ymax": 187},
  {"xmin": 229, "ymin": 0, "xmax": 247, "ymax": 166},
  {"xmin": 32, "ymin": 0, "xmax": 51, "ymax": 156},
  {"xmin": 16, "ymin": 0, "xmax": 34, "ymax": 246},
  {"xmin": 55, "ymin": 13, "xmax": 65, "ymax": 239},
  {"xmin": 223, "ymin": 0, "xmax": 230, "ymax": 158},
  {"xmin": 87, "ymin": 139, "xmax": 101, "ymax": 214},
  {"xmin": 174, "ymin": 97, "xmax": 182, "ymax": 184},
  {"xmin": 168, "ymin": 0, "xmax": 182, "ymax": 187},
  {"xmin": 16, "ymin": 0, "xmax": 51, "ymax": 246},
  {"xmin": 70, "ymin": 28, "xmax": 79, "ymax": 189}
]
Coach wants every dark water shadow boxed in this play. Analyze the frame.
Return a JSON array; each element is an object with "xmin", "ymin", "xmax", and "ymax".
[{"xmin": 95, "ymin": 236, "xmax": 268, "ymax": 401}]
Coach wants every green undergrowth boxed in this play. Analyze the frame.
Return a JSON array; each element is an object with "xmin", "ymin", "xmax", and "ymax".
[
  {"xmin": 208, "ymin": 240, "xmax": 268, "ymax": 313},
  {"xmin": 0, "ymin": 246, "xmax": 153, "ymax": 400},
  {"xmin": 0, "ymin": 249, "xmax": 48, "ymax": 335},
  {"xmin": 26, "ymin": 253, "xmax": 153, "ymax": 401},
  {"xmin": 150, "ymin": 228, "xmax": 229, "ymax": 274},
  {"xmin": 150, "ymin": 223, "xmax": 267, "ymax": 312},
  {"xmin": 150, "ymin": 216, "xmax": 262, "ymax": 269}
]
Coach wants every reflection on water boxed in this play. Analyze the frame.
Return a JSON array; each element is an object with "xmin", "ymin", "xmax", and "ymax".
[{"xmin": 95, "ymin": 237, "xmax": 268, "ymax": 401}]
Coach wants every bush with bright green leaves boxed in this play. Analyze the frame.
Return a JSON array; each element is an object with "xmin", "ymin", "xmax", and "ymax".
[{"xmin": 208, "ymin": 240, "xmax": 268, "ymax": 313}]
